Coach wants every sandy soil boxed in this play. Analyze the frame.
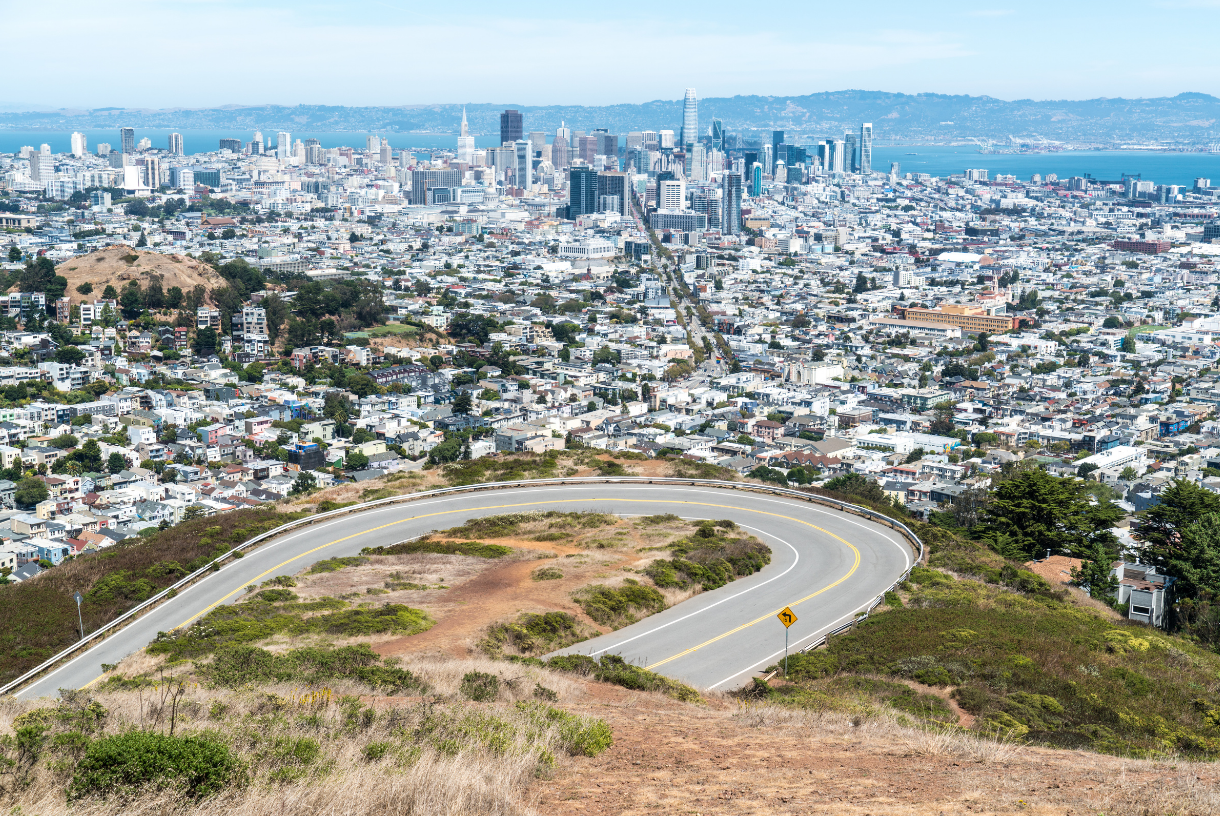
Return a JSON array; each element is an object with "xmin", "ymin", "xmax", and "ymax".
[
  {"xmin": 54, "ymin": 245, "xmax": 226, "ymax": 305},
  {"xmin": 282, "ymin": 515, "xmax": 704, "ymax": 660},
  {"xmin": 531, "ymin": 681, "xmax": 1220, "ymax": 816},
  {"xmin": 1024, "ymin": 555, "xmax": 1123, "ymax": 621}
]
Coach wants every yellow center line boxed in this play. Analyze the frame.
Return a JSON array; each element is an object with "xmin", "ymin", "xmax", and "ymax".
[
  {"xmin": 644, "ymin": 539, "xmax": 860, "ymax": 670},
  {"xmin": 77, "ymin": 495, "xmax": 862, "ymax": 689}
]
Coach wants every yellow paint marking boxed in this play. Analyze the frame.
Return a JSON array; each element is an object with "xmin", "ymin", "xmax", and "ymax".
[{"xmin": 76, "ymin": 496, "xmax": 863, "ymax": 689}]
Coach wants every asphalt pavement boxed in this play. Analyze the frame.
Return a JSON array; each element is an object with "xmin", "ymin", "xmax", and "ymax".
[{"xmin": 17, "ymin": 483, "xmax": 913, "ymax": 698}]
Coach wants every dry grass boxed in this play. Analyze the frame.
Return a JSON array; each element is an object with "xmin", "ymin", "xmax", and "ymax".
[{"xmin": 0, "ymin": 656, "xmax": 603, "ymax": 816}]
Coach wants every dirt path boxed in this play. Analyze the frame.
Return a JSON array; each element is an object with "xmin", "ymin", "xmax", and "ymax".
[{"xmin": 532, "ymin": 682, "xmax": 1219, "ymax": 815}]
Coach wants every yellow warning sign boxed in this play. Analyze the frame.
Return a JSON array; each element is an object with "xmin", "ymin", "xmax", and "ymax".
[{"xmin": 777, "ymin": 607, "xmax": 797, "ymax": 628}]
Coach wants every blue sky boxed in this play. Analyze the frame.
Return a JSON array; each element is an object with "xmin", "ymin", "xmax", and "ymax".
[{"xmin": 5, "ymin": 0, "xmax": 1220, "ymax": 109}]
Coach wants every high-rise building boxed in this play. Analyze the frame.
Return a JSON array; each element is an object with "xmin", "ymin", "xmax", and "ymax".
[
  {"xmin": 143, "ymin": 156, "xmax": 162, "ymax": 189},
  {"xmin": 577, "ymin": 135, "xmax": 598, "ymax": 165},
  {"xmin": 409, "ymin": 169, "xmax": 461, "ymax": 205},
  {"xmin": 750, "ymin": 163, "xmax": 763, "ymax": 197},
  {"xmin": 70, "ymin": 132, "xmax": 87, "ymax": 158},
  {"xmin": 688, "ymin": 143, "xmax": 708, "ymax": 182},
  {"xmin": 367, "ymin": 135, "xmax": 380, "ymax": 153},
  {"xmin": 553, "ymin": 121, "xmax": 571, "ymax": 169},
  {"xmin": 844, "ymin": 132, "xmax": 858, "ymax": 173},
  {"xmin": 168, "ymin": 133, "xmax": 184, "ymax": 156},
  {"xmin": 711, "ymin": 119, "xmax": 724, "ymax": 152},
  {"xmin": 860, "ymin": 123, "xmax": 873, "ymax": 175},
  {"xmin": 29, "ymin": 146, "xmax": 53, "ymax": 186},
  {"xmin": 514, "ymin": 140, "xmax": 532, "ymax": 189},
  {"xmin": 723, "ymin": 172, "xmax": 742, "ymax": 235},
  {"xmin": 597, "ymin": 171, "xmax": 628, "ymax": 216},
  {"xmin": 457, "ymin": 108, "xmax": 475, "ymax": 165},
  {"xmin": 890, "ymin": 161, "xmax": 900, "ymax": 180},
  {"xmin": 500, "ymin": 109, "xmax": 523, "ymax": 146},
  {"xmin": 252, "ymin": 131, "xmax": 264, "ymax": 154},
  {"xmin": 277, "ymin": 132, "xmax": 291, "ymax": 158},
  {"xmin": 219, "ymin": 138, "xmax": 241, "ymax": 152},
  {"xmin": 568, "ymin": 167, "xmax": 598, "ymax": 218},
  {"xmin": 529, "ymin": 131, "xmax": 546, "ymax": 158},
  {"xmin": 680, "ymin": 89, "xmax": 698, "ymax": 151},
  {"xmin": 657, "ymin": 177, "xmax": 685, "ymax": 210},
  {"xmin": 380, "ymin": 140, "xmax": 392, "ymax": 166},
  {"xmin": 120, "ymin": 127, "xmax": 135, "ymax": 154},
  {"xmin": 771, "ymin": 131, "xmax": 784, "ymax": 172},
  {"xmin": 96, "ymin": 143, "xmax": 111, "ymax": 156},
  {"xmin": 658, "ymin": 130, "xmax": 675, "ymax": 149}
]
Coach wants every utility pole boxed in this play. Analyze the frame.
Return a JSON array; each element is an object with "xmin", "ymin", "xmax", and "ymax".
[{"xmin": 73, "ymin": 591, "xmax": 84, "ymax": 640}]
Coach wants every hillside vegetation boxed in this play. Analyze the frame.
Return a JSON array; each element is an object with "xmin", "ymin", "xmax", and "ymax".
[
  {"xmin": 0, "ymin": 508, "xmax": 306, "ymax": 686},
  {"xmin": 55, "ymin": 246, "xmax": 227, "ymax": 306},
  {"xmin": 0, "ymin": 651, "xmax": 611, "ymax": 816},
  {"xmin": 755, "ymin": 523, "xmax": 1220, "ymax": 759}
]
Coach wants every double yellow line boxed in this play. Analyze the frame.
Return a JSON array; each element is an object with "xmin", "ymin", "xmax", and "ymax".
[{"xmin": 81, "ymin": 496, "xmax": 861, "ymax": 688}]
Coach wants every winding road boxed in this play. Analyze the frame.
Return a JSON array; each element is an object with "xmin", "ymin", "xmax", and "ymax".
[{"xmin": 16, "ymin": 482, "xmax": 915, "ymax": 699}]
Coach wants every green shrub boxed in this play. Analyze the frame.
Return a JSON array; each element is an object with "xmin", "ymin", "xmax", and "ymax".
[
  {"xmin": 531, "ymin": 566, "xmax": 563, "ymax": 581},
  {"xmin": 643, "ymin": 524, "xmax": 770, "ymax": 591},
  {"xmin": 361, "ymin": 539, "xmax": 512, "ymax": 558},
  {"xmin": 203, "ymin": 644, "xmax": 426, "ymax": 693},
  {"xmin": 544, "ymin": 654, "xmax": 699, "ymax": 702},
  {"xmin": 68, "ymin": 731, "xmax": 241, "ymax": 800},
  {"xmin": 480, "ymin": 612, "xmax": 587, "ymax": 657},
  {"xmin": 148, "ymin": 596, "xmax": 432, "ymax": 661},
  {"xmin": 460, "ymin": 671, "xmax": 500, "ymax": 702},
  {"xmin": 573, "ymin": 580, "xmax": 666, "ymax": 628},
  {"xmin": 308, "ymin": 556, "xmax": 369, "ymax": 574},
  {"xmin": 363, "ymin": 741, "xmax": 391, "ymax": 761},
  {"xmin": 254, "ymin": 588, "xmax": 297, "ymax": 603}
]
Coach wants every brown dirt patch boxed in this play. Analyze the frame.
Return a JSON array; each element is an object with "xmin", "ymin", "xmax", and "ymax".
[
  {"xmin": 1024, "ymin": 555, "xmax": 1123, "ymax": 620},
  {"xmin": 533, "ymin": 681, "xmax": 1220, "ymax": 815},
  {"xmin": 54, "ymin": 244, "xmax": 227, "ymax": 305}
]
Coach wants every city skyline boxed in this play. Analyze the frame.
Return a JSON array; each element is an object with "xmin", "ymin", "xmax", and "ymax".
[{"xmin": 3, "ymin": 0, "xmax": 1220, "ymax": 110}]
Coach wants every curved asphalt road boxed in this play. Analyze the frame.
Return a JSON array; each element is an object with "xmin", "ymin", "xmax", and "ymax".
[{"xmin": 17, "ymin": 484, "xmax": 913, "ymax": 699}]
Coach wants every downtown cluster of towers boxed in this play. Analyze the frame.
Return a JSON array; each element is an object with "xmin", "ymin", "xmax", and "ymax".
[{"xmin": 476, "ymin": 89, "xmax": 875, "ymax": 233}]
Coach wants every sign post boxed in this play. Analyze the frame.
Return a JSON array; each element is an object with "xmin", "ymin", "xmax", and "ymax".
[
  {"xmin": 777, "ymin": 606, "xmax": 797, "ymax": 676},
  {"xmin": 73, "ymin": 591, "xmax": 84, "ymax": 641}
]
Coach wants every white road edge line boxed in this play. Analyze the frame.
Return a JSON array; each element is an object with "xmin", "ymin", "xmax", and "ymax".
[
  {"xmin": 707, "ymin": 609, "xmax": 859, "ymax": 690},
  {"xmin": 581, "ymin": 521, "xmax": 799, "ymax": 657}
]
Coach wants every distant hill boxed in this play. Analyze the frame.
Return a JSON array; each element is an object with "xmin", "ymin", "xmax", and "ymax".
[
  {"xmin": 4, "ymin": 91, "xmax": 1220, "ymax": 143},
  {"xmin": 55, "ymin": 245, "xmax": 226, "ymax": 306}
]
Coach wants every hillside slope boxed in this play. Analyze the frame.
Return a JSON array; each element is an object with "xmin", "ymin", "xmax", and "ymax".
[{"xmin": 55, "ymin": 246, "xmax": 226, "ymax": 306}]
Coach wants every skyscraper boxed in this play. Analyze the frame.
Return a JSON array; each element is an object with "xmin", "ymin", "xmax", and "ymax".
[
  {"xmin": 500, "ymin": 109, "xmax": 523, "ymax": 146},
  {"xmin": 380, "ymin": 140, "xmax": 392, "ymax": 166},
  {"xmin": 723, "ymin": 172, "xmax": 742, "ymax": 235},
  {"xmin": 70, "ymin": 132, "xmax": 87, "ymax": 158},
  {"xmin": 367, "ymin": 135, "xmax": 380, "ymax": 153},
  {"xmin": 597, "ymin": 171, "xmax": 628, "ymax": 216},
  {"xmin": 514, "ymin": 139, "xmax": 532, "ymax": 189},
  {"xmin": 680, "ymin": 89, "xmax": 698, "ymax": 152},
  {"xmin": 252, "ymin": 131, "xmax": 264, "ymax": 155},
  {"xmin": 143, "ymin": 155, "xmax": 162, "ymax": 188},
  {"xmin": 750, "ymin": 163, "xmax": 762, "ymax": 197},
  {"xmin": 457, "ymin": 108, "xmax": 475, "ymax": 165},
  {"xmin": 29, "ymin": 146, "xmax": 53, "ymax": 186},
  {"xmin": 711, "ymin": 119, "xmax": 724, "ymax": 152},
  {"xmin": 120, "ymin": 127, "xmax": 135, "ymax": 154},
  {"xmin": 860, "ymin": 123, "xmax": 873, "ymax": 175},
  {"xmin": 277, "ymin": 132, "xmax": 291, "ymax": 157},
  {"xmin": 569, "ymin": 167, "xmax": 598, "ymax": 218},
  {"xmin": 844, "ymin": 132, "xmax": 858, "ymax": 173},
  {"xmin": 168, "ymin": 133, "xmax": 184, "ymax": 156},
  {"xmin": 553, "ymin": 121, "xmax": 571, "ymax": 168},
  {"xmin": 771, "ymin": 131, "xmax": 784, "ymax": 172}
]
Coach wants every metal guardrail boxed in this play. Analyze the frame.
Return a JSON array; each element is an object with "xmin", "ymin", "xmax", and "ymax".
[{"xmin": 0, "ymin": 476, "xmax": 923, "ymax": 697}]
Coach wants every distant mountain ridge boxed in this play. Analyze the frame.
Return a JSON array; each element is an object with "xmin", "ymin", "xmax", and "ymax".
[{"xmin": 4, "ymin": 90, "xmax": 1220, "ymax": 143}]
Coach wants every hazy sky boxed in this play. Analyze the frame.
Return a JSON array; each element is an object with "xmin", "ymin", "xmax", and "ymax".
[{"xmin": 6, "ymin": 0, "xmax": 1220, "ymax": 109}]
